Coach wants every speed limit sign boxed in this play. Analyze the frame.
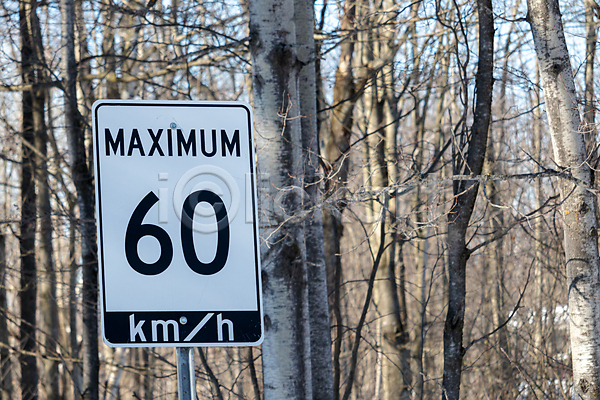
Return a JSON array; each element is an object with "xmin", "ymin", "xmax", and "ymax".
[{"xmin": 93, "ymin": 100, "xmax": 263, "ymax": 347}]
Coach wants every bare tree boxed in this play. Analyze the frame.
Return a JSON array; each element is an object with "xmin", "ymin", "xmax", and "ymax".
[
  {"xmin": 19, "ymin": 0, "xmax": 41, "ymax": 397},
  {"xmin": 62, "ymin": 0, "xmax": 99, "ymax": 397},
  {"xmin": 249, "ymin": 0, "xmax": 312, "ymax": 397},
  {"xmin": 295, "ymin": 0, "xmax": 334, "ymax": 398},
  {"xmin": 319, "ymin": 3, "xmax": 357, "ymax": 398},
  {"xmin": 527, "ymin": 0, "xmax": 600, "ymax": 398},
  {"xmin": 442, "ymin": 0, "xmax": 494, "ymax": 398},
  {"xmin": 358, "ymin": 1, "xmax": 411, "ymax": 397}
]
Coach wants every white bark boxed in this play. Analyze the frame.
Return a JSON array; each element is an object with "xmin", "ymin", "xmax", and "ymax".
[
  {"xmin": 249, "ymin": 1, "xmax": 313, "ymax": 398},
  {"xmin": 294, "ymin": 0, "xmax": 335, "ymax": 398},
  {"xmin": 527, "ymin": 1, "xmax": 600, "ymax": 398}
]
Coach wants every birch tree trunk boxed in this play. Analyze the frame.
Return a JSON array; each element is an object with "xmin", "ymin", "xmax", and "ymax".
[
  {"xmin": 527, "ymin": 1, "xmax": 600, "ymax": 398},
  {"xmin": 249, "ymin": 1, "xmax": 312, "ymax": 398},
  {"xmin": 295, "ymin": 0, "xmax": 334, "ymax": 398}
]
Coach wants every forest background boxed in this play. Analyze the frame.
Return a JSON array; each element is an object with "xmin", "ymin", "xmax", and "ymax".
[{"xmin": 0, "ymin": 0, "xmax": 598, "ymax": 399}]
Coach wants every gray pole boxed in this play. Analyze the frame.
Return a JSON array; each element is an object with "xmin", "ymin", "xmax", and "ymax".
[{"xmin": 177, "ymin": 347, "xmax": 197, "ymax": 400}]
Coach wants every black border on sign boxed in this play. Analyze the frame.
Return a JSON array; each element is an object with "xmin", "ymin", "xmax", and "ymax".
[{"xmin": 92, "ymin": 101, "xmax": 263, "ymax": 347}]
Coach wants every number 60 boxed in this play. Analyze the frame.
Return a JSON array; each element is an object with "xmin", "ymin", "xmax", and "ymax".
[{"xmin": 124, "ymin": 190, "xmax": 230, "ymax": 276}]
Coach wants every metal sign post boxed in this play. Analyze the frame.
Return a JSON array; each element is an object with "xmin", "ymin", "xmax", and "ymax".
[{"xmin": 176, "ymin": 347, "xmax": 196, "ymax": 400}]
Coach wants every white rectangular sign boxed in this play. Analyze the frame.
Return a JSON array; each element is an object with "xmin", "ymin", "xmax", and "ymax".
[{"xmin": 93, "ymin": 100, "xmax": 263, "ymax": 347}]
